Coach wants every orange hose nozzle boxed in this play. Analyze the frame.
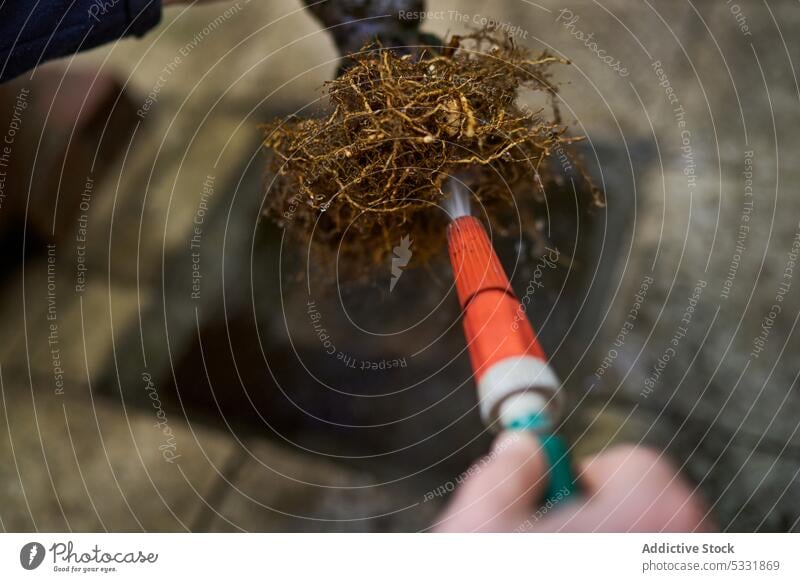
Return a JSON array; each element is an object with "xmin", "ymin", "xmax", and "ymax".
[{"xmin": 447, "ymin": 216, "xmax": 561, "ymax": 428}]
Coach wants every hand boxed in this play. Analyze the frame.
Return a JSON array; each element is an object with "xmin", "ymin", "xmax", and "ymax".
[{"xmin": 434, "ymin": 432, "xmax": 715, "ymax": 532}]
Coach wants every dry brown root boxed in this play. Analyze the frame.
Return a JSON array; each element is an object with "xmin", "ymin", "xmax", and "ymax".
[{"xmin": 262, "ymin": 31, "xmax": 601, "ymax": 273}]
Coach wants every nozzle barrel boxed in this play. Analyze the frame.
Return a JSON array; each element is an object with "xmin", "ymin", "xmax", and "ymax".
[
  {"xmin": 447, "ymin": 215, "xmax": 578, "ymax": 504},
  {"xmin": 446, "ymin": 216, "xmax": 561, "ymax": 430}
]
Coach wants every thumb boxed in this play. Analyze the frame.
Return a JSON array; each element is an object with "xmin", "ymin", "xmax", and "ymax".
[{"xmin": 434, "ymin": 431, "xmax": 549, "ymax": 532}]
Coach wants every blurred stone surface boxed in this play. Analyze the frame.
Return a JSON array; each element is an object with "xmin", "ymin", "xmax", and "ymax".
[
  {"xmin": 205, "ymin": 440, "xmax": 443, "ymax": 532},
  {"xmin": 0, "ymin": 379, "xmax": 233, "ymax": 531}
]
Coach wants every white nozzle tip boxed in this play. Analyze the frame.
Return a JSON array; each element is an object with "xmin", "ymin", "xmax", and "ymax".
[{"xmin": 476, "ymin": 355, "xmax": 562, "ymax": 431}]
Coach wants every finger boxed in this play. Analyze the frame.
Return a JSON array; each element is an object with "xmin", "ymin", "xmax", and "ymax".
[
  {"xmin": 528, "ymin": 445, "xmax": 714, "ymax": 532},
  {"xmin": 434, "ymin": 431, "xmax": 549, "ymax": 532}
]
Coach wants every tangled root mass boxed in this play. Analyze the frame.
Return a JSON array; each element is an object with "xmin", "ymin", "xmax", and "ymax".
[{"xmin": 263, "ymin": 32, "xmax": 600, "ymax": 271}]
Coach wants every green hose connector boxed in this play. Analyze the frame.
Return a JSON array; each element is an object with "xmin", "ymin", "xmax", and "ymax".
[{"xmin": 507, "ymin": 412, "xmax": 578, "ymax": 506}]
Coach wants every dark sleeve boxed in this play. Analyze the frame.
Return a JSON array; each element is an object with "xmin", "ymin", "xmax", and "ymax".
[{"xmin": 0, "ymin": 0, "xmax": 162, "ymax": 83}]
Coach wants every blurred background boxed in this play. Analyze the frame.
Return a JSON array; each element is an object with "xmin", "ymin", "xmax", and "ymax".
[{"xmin": 0, "ymin": 0, "xmax": 798, "ymax": 532}]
